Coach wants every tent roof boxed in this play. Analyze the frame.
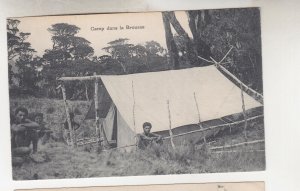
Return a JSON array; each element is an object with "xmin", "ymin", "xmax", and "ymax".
[{"xmin": 100, "ymin": 65, "xmax": 262, "ymax": 134}]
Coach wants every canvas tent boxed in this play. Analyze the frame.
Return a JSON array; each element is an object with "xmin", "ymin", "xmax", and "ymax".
[{"xmin": 79, "ymin": 65, "xmax": 262, "ymax": 148}]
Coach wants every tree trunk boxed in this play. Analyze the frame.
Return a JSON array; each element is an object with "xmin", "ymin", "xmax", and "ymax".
[
  {"xmin": 162, "ymin": 12, "xmax": 180, "ymax": 69},
  {"xmin": 166, "ymin": 11, "xmax": 196, "ymax": 65},
  {"xmin": 187, "ymin": 10, "xmax": 212, "ymax": 64}
]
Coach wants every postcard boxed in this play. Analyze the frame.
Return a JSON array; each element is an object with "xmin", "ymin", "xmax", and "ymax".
[{"xmin": 8, "ymin": 8, "xmax": 265, "ymax": 180}]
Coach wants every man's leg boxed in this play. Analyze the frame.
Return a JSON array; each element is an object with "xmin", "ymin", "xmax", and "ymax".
[
  {"xmin": 29, "ymin": 131, "xmax": 39, "ymax": 153},
  {"xmin": 12, "ymin": 147, "xmax": 31, "ymax": 156},
  {"xmin": 12, "ymin": 156, "xmax": 25, "ymax": 167},
  {"xmin": 12, "ymin": 147, "xmax": 31, "ymax": 167}
]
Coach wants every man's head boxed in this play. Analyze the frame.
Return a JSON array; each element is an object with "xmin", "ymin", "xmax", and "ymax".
[
  {"xmin": 34, "ymin": 113, "xmax": 44, "ymax": 124},
  {"xmin": 143, "ymin": 122, "xmax": 152, "ymax": 135},
  {"xmin": 15, "ymin": 107, "xmax": 28, "ymax": 123}
]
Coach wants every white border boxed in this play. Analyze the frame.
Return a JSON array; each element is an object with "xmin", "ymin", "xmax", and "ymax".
[{"xmin": 0, "ymin": 0, "xmax": 299, "ymax": 191}]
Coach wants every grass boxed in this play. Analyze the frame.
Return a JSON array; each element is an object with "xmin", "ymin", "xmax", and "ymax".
[{"xmin": 10, "ymin": 98, "xmax": 265, "ymax": 180}]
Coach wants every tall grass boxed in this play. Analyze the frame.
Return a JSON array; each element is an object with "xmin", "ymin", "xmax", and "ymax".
[
  {"xmin": 13, "ymin": 139, "xmax": 265, "ymax": 180},
  {"xmin": 10, "ymin": 98, "xmax": 265, "ymax": 180}
]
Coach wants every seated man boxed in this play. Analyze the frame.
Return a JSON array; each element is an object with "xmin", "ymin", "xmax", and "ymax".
[
  {"xmin": 63, "ymin": 112, "xmax": 80, "ymax": 144},
  {"xmin": 11, "ymin": 107, "xmax": 40, "ymax": 166},
  {"xmin": 137, "ymin": 122, "xmax": 163, "ymax": 150},
  {"xmin": 33, "ymin": 113, "xmax": 53, "ymax": 145}
]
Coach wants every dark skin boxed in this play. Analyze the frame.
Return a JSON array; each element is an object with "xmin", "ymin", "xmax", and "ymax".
[
  {"xmin": 34, "ymin": 115, "xmax": 43, "ymax": 125},
  {"xmin": 11, "ymin": 110, "xmax": 40, "ymax": 160},
  {"xmin": 11, "ymin": 111, "xmax": 39, "ymax": 133},
  {"xmin": 140, "ymin": 125, "xmax": 162, "ymax": 142},
  {"xmin": 137, "ymin": 124, "xmax": 163, "ymax": 150}
]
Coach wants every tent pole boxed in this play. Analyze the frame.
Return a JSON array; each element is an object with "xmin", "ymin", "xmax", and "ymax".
[
  {"xmin": 131, "ymin": 81, "xmax": 137, "ymax": 148},
  {"xmin": 240, "ymin": 83, "xmax": 248, "ymax": 140},
  {"xmin": 167, "ymin": 100, "xmax": 176, "ymax": 149},
  {"xmin": 193, "ymin": 92, "xmax": 207, "ymax": 143},
  {"xmin": 61, "ymin": 83, "xmax": 75, "ymax": 147},
  {"xmin": 94, "ymin": 72, "xmax": 101, "ymax": 147}
]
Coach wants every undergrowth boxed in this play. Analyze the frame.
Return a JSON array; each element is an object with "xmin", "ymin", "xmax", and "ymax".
[{"xmin": 10, "ymin": 98, "xmax": 265, "ymax": 180}]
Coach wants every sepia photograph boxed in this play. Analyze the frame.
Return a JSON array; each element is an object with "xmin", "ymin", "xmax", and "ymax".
[
  {"xmin": 16, "ymin": 182, "xmax": 265, "ymax": 191},
  {"xmin": 8, "ymin": 8, "xmax": 265, "ymax": 180}
]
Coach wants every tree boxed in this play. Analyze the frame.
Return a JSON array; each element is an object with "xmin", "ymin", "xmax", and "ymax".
[
  {"xmin": 7, "ymin": 19, "xmax": 36, "ymax": 61},
  {"xmin": 144, "ymin": 41, "xmax": 165, "ymax": 56},
  {"xmin": 162, "ymin": 9, "xmax": 262, "ymax": 92},
  {"xmin": 14, "ymin": 56, "xmax": 43, "ymax": 93},
  {"xmin": 186, "ymin": 10, "xmax": 212, "ymax": 62},
  {"xmin": 196, "ymin": 8, "xmax": 263, "ymax": 92},
  {"xmin": 44, "ymin": 23, "xmax": 94, "ymax": 63},
  {"xmin": 162, "ymin": 12, "xmax": 180, "ymax": 69},
  {"xmin": 102, "ymin": 38, "xmax": 134, "ymax": 73},
  {"xmin": 7, "ymin": 19, "xmax": 39, "ymax": 92}
]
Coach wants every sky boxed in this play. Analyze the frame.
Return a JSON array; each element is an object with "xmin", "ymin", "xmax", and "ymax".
[{"xmin": 15, "ymin": 11, "xmax": 193, "ymax": 57}]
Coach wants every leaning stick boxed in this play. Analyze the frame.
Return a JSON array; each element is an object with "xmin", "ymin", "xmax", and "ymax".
[
  {"xmin": 209, "ymin": 57, "xmax": 264, "ymax": 103},
  {"xmin": 211, "ymin": 150, "xmax": 265, "ymax": 154},
  {"xmin": 198, "ymin": 47, "xmax": 264, "ymax": 104},
  {"xmin": 58, "ymin": 75, "xmax": 100, "ymax": 81},
  {"xmin": 210, "ymin": 139, "xmax": 264, "ymax": 150},
  {"xmin": 197, "ymin": 55, "xmax": 214, "ymax": 64},
  {"xmin": 167, "ymin": 100, "xmax": 176, "ymax": 149},
  {"xmin": 193, "ymin": 92, "xmax": 206, "ymax": 143},
  {"xmin": 219, "ymin": 45, "xmax": 234, "ymax": 64},
  {"xmin": 240, "ymin": 82, "xmax": 248, "ymax": 140},
  {"xmin": 61, "ymin": 83, "xmax": 75, "ymax": 147}
]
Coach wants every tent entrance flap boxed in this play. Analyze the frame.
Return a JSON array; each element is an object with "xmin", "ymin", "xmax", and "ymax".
[{"xmin": 85, "ymin": 84, "xmax": 112, "ymax": 120}]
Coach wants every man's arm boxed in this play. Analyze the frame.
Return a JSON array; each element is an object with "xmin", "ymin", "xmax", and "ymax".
[
  {"xmin": 149, "ymin": 132, "xmax": 162, "ymax": 140},
  {"xmin": 11, "ymin": 124, "xmax": 26, "ymax": 132},
  {"xmin": 20, "ymin": 119, "xmax": 40, "ymax": 130},
  {"xmin": 139, "ymin": 133, "xmax": 155, "ymax": 141}
]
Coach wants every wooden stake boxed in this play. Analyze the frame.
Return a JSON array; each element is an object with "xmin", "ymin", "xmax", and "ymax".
[
  {"xmin": 94, "ymin": 73, "xmax": 101, "ymax": 146},
  {"xmin": 240, "ymin": 83, "xmax": 248, "ymax": 140},
  {"xmin": 193, "ymin": 92, "xmax": 206, "ymax": 143},
  {"xmin": 131, "ymin": 81, "xmax": 138, "ymax": 147},
  {"xmin": 84, "ymin": 82, "xmax": 89, "ymax": 101},
  {"xmin": 167, "ymin": 100, "xmax": 176, "ymax": 149},
  {"xmin": 61, "ymin": 83, "xmax": 75, "ymax": 147}
]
